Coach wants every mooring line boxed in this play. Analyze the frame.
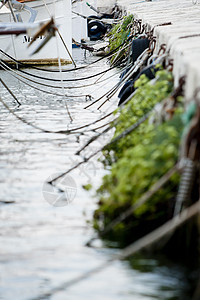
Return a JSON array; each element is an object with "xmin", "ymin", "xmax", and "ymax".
[
  {"xmin": 42, "ymin": 0, "xmax": 77, "ymax": 68},
  {"xmin": 0, "ymin": 78, "xmax": 21, "ymax": 106},
  {"xmin": 47, "ymin": 105, "xmax": 156, "ymax": 185},
  {"xmin": 0, "ymin": 91, "xmax": 116, "ymax": 136},
  {"xmin": 48, "ymin": 83, "xmax": 179, "ymax": 185},
  {"xmin": 30, "ymin": 200, "xmax": 200, "ymax": 300},
  {"xmin": 0, "ymin": 60, "xmax": 89, "ymax": 97},
  {"xmin": 75, "ymin": 104, "xmax": 153, "ymax": 157},
  {"xmin": 0, "ymin": 61, "xmax": 75, "ymax": 98},
  {"xmin": 0, "ymin": 95, "xmax": 82, "ymax": 135},
  {"xmin": 57, "ymin": 30, "xmax": 77, "ymax": 68},
  {"xmin": 2, "ymin": 58, "xmax": 119, "ymax": 82},
  {"xmin": 84, "ymin": 119, "xmax": 114, "ymax": 132},
  {"xmin": 59, "ymin": 111, "xmax": 115, "ymax": 134},
  {"xmin": 0, "ymin": 72, "xmax": 117, "ymax": 135},
  {"xmin": 84, "ymin": 48, "xmax": 150, "ymax": 109},
  {"xmin": 55, "ymin": 29, "xmax": 73, "ymax": 122},
  {"xmin": 75, "ymin": 123, "xmax": 113, "ymax": 155},
  {"xmin": 1, "ymin": 54, "xmax": 127, "ymax": 90},
  {"xmin": 0, "ymin": 59, "xmax": 131, "ymax": 109},
  {"xmin": 0, "ymin": 96, "xmax": 54, "ymax": 133},
  {"xmin": 0, "ymin": 37, "xmax": 132, "ymax": 73},
  {"xmin": 86, "ymin": 165, "xmax": 178, "ymax": 246}
]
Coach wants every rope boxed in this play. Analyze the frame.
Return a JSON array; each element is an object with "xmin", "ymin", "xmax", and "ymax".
[
  {"xmin": 0, "ymin": 78, "xmax": 21, "ymax": 105},
  {"xmin": 0, "ymin": 60, "xmax": 133, "ymax": 107},
  {"xmin": 59, "ymin": 111, "xmax": 114, "ymax": 134},
  {"xmin": 0, "ymin": 95, "xmax": 82, "ymax": 135},
  {"xmin": 96, "ymin": 49, "xmax": 150, "ymax": 108},
  {"xmin": 0, "ymin": 63, "xmax": 117, "ymax": 134},
  {"xmin": 0, "ymin": 36, "xmax": 133, "ymax": 72},
  {"xmin": 47, "ymin": 104, "xmax": 156, "ymax": 185},
  {"xmin": 48, "ymin": 81, "xmax": 178, "ymax": 185},
  {"xmin": 0, "ymin": 52, "xmax": 130, "ymax": 91},
  {"xmin": 87, "ymin": 165, "xmax": 178, "ymax": 246},
  {"xmin": 84, "ymin": 48, "xmax": 150, "ymax": 109},
  {"xmin": 0, "ymin": 60, "xmax": 90, "ymax": 98},
  {"xmin": 76, "ymin": 104, "xmax": 154, "ymax": 156},
  {"xmin": 0, "ymin": 0, "xmax": 8, "ymax": 10},
  {"xmin": 0, "ymin": 43, "xmax": 133, "ymax": 87},
  {"xmin": 7, "ymin": 0, "xmax": 17, "ymax": 22},
  {"xmin": 0, "ymin": 87, "xmax": 116, "ymax": 136},
  {"xmin": 55, "ymin": 29, "xmax": 73, "ymax": 122},
  {"xmin": 0, "ymin": 58, "xmax": 127, "ymax": 108},
  {"xmin": 30, "ymin": 200, "xmax": 200, "ymax": 299},
  {"xmin": 6, "ymin": 61, "xmax": 119, "ymax": 82},
  {"xmin": 75, "ymin": 122, "xmax": 113, "ymax": 155},
  {"xmin": 57, "ymin": 29, "xmax": 77, "ymax": 68},
  {"xmin": 0, "ymin": 96, "xmax": 55, "ymax": 133},
  {"xmin": 41, "ymin": 0, "xmax": 76, "ymax": 68}
]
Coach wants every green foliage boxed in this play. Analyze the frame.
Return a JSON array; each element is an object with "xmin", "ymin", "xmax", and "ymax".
[
  {"xmin": 107, "ymin": 14, "xmax": 134, "ymax": 62},
  {"xmin": 93, "ymin": 70, "xmax": 184, "ymax": 245},
  {"xmin": 97, "ymin": 114, "xmax": 182, "ymax": 208},
  {"xmin": 82, "ymin": 183, "xmax": 92, "ymax": 191},
  {"xmin": 102, "ymin": 69, "xmax": 174, "ymax": 165}
]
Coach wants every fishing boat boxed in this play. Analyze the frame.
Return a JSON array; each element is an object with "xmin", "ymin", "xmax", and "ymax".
[{"xmin": 0, "ymin": 0, "xmax": 72, "ymax": 65}]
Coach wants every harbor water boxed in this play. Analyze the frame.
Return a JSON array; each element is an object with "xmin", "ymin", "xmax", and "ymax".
[{"xmin": 0, "ymin": 49, "xmax": 193, "ymax": 299}]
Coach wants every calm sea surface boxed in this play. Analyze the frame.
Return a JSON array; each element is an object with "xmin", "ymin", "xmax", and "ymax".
[{"xmin": 0, "ymin": 49, "xmax": 191, "ymax": 300}]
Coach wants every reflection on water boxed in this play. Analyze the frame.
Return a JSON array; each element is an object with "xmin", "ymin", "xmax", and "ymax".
[{"xmin": 0, "ymin": 49, "xmax": 192, "ymax": 299}]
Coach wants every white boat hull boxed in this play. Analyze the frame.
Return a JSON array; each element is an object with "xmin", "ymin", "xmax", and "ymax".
[
  {"xmin": 0, "ymin": 0, "xmax": 72, "ymax": 65},
  {"xmin": 72, "ymin": 0, "xmax": 97, "ymax": 42}
]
